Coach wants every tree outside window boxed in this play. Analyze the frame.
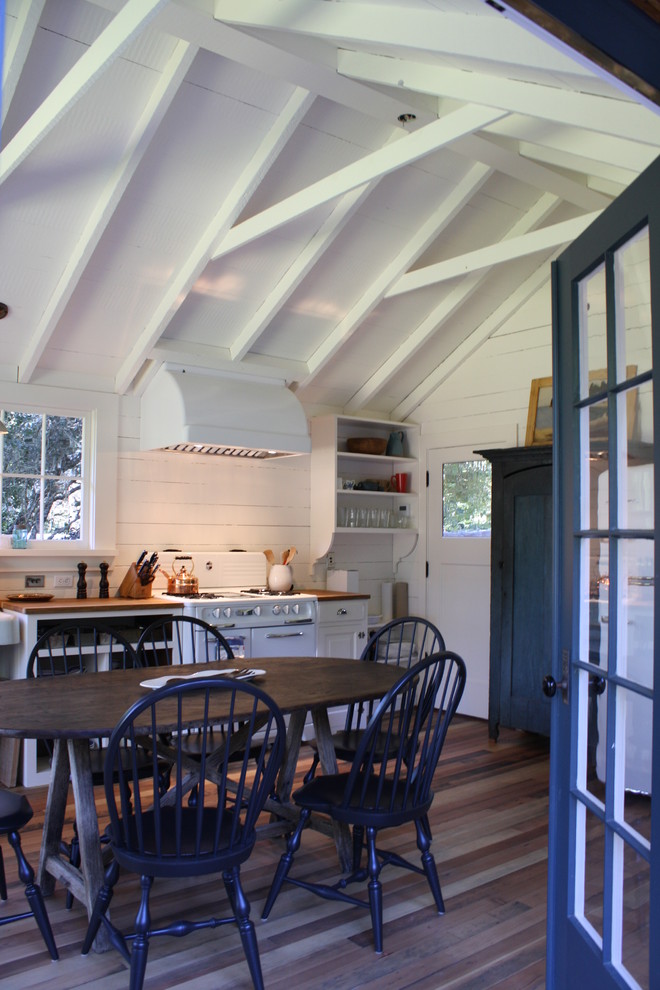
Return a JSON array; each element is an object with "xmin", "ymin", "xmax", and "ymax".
[
  {"xmin": 442, "ymin": 460, "xmax": 491, "ymax": 536},
  {"xmin": 0, "ymin": 410, "xmax": 84, "ymax": 541}
]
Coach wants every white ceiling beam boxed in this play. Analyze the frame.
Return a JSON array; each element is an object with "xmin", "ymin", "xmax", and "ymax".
[
  {"xmin": 0, "ymin": 0, "xmax": 168, "ymax": 186},
  {"xmin": 348, "ymin": 193, "xmax": 559, "ymax": 412},
  {"xmin": 337, "ymin": 50, "xmax": 660, "ymax": 146},
  {"xmin": 517, "ymin": 140, "xmax": 640, "ymax": 186},
  {"xmin": 486, "ymin": 118, "xmax": 660, "ymax": 174},
  {"xmin": 147, "ymin": 0, "xmax": 434, "ymax": 126},
  {"xmin": 18, "ymin": 39, "xmax": 198, "ymax": 385},
  {"xmin": 300, "ymin": 161, "xmax": 493, "ymax": 388},
  {"xmin": 1, "ymin": 0, "xmax": 46, "ymax": 124},
  {"xmin": 453, "ymin": 134, "xmax": 611, "ymax": 211},
  {"xmin": 393, "ymin": 260, "xmax": 555, "ymax": 421},
  {"xmin": 230, "ymin": 181, "xmax": 377, "ymax": 362},
  {"xmin": 211, "ymin": 106, "xmax": 505, "ymax": 261},
  {"xmin": 115, "ymin": 87, "xmax": 315, "ymax": 394},
  {"xmin": 213, "ymin": 0, "xmax": 593, "ymax": 76},
  {"xmin": 387, "ymin": 211, "xmax": 600, "ymax": 297}
]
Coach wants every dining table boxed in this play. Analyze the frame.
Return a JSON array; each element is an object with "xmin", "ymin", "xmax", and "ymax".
[{"xmin": 0, "ymin": 655, "xmax": 401, "ymax": 951}]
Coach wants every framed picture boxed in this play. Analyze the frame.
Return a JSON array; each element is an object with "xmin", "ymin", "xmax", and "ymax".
[
  {"xmin": 524, "ymin": 367, "xmax": 638, "ymax": 447},
  {"xmin": 525, "ymin": 376, "xmax": 553, "ymax": 446}
]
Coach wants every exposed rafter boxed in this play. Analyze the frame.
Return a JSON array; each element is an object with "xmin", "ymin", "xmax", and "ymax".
[
  {"xmin": 386, "ymin": 211, "xmax": 601, "ymax": 297},
  {"xmin": 336, "ymin": 50, "xmax": 660, "ymax": 145},
  {"xmin": 1, "ymin": 0, "xmax": 46, "ymax": 124},
  {"xmin": 211, "ymin": 106, "xmax": 506, "ymax": 261},
  {"xmin": 19, "ymin": 39, "xmax": 198, "ymax": 385},
  {"xmin": 0, "ymin": 0, "xmax": 168, "ymax": 185},
  {"xmin": 393, "ymin": 259, "xmax": 556, "ymax": 421},
  {"xmin": 115, "ymin": 86, "xmax": 315, "ymax": 393},
  {"xmin": 346, "ymin": 192, "xmax": 560, "ymax": 412},
  {"xmin": 301, "ymin": 161, "xmax": 494, "ymax": 388}
]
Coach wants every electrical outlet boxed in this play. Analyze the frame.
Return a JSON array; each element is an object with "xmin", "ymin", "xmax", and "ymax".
[
  {"xmin": 327, "ymin": 553, "xmax": 335, "ymax": 568},
  {"xmin": 53, "ymin": 573, "xmax": 74, "ymax": 588},
  {"xmin": 25, "ymin": 574, "xmax": 45, "ymax": 588}
]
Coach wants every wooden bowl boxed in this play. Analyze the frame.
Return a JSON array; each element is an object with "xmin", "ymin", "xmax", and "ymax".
[{"xmin": 346, "ymin": 437, "xmax": 387, "ymax": 455}]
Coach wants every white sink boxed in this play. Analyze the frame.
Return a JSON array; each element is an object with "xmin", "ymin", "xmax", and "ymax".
[{"xmin": 0, "ymin": 612, "xmax": 20, "ymax": 645}]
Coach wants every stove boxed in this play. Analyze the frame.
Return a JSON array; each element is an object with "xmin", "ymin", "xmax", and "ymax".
[{"xmin": 155, "ymin": 552, "xmax": 318, "ymax": 660}]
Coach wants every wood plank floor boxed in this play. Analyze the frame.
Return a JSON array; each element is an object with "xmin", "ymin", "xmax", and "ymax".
[{"xmin": 0, "ymin": 717, "xmax": 550, "ymax": 990}]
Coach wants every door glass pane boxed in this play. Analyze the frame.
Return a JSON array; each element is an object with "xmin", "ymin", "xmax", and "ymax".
[
  {"xmin": 621, "ymin": 840, "xmax": 650, "ymax": 990},
  {"xmin": 618, "ymin": 385, "xmax": 654, "ymax": 528},
  {"xmin": 617, "ymin": 540, "xmax": 654, "ymax": 690},
  {"xmin": 616, "ymin": 685, "xmax": 653, "ymax": 804},
  {"xmin": 615, "ymin": 225, "xmax": 651, "ymax": 380},
  {"xmin": 582, "ymin": 806, "xmax": 605, "ymax": 941},
  {"xmin": 578, "ymin": 262, "xmax": 607, "ymax": 397},
  {"xmin": 582, "ymin": 408, "xmax": 610, "ymax": 530}
]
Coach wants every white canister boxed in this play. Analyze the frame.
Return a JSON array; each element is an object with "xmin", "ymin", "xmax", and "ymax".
[{"xmin": 268, "ymin": 564, "xmax": 293, "ymax": 592}]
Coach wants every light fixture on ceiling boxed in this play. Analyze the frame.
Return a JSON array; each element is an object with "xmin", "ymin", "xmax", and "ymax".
[{"xmin": 397, "ymin": 113, "xmax": 417, "ymax": 124}]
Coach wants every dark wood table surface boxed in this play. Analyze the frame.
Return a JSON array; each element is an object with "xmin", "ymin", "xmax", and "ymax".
[{"xmin": 0, "ymin": 656, "xmax": 401, "ymax": 950}]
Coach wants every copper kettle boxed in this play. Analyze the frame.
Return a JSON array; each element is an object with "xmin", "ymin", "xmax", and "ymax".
[{"xmin": 167, "ymin": 556, "xmax": 199, "ymax": 595}]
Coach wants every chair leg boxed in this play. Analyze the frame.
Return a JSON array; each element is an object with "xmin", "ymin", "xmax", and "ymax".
[
  {"xmin": 365, "ymin": 827, "xmax": 384, "ymax": 954},
  {"xmin": 352, "ymin": 825, "xmax": 365, "ymax": 872},
  {"xmin": 416, "ymin": 817, "xmax": 445, "ymax": 914},
  {"xmin": 129, "ymin": 875, "xmax": 153, "ymax": 990},
  {"xmin": 302, "ymin": 752, "xmax": 319, "ymax": 784},
  {"xmin": 7, "ymin": 830, "xmax": 59, "ymax": 960},
  {"xmin": 81, "ymin": 858, "xmax": 120, "ymax": 955},
  {"xmin": 0, "ymin": 845, "xmax": 7, "ymax": 901},
  {"xmin": 224, "ymin": 867, "xmax": 264, "ymax": 990},
  {"xmin": 261, "ymin": 807, "xmax": 310, "ymax": 919}
]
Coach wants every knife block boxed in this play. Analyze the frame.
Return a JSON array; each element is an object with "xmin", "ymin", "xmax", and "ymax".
[{"xmin": 117, "ymin": 563, "xmax": 154, "ymax": 599}]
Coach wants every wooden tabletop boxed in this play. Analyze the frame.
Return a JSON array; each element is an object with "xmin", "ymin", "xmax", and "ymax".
[
  {"xmin": 0, "ymin": 657, "xmax": 401, "ymax": 740},
  {"xmin": 0, "ymin": 596, "xmax": 183, "ymax": 615}
]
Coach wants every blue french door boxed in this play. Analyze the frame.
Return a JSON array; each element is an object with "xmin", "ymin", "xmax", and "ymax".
[{"xmin": 548, "ymin": 154, "xmax": 659, "ymax": 990}]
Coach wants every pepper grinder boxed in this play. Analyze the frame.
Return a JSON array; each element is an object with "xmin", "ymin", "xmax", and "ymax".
[
  {"xmin": 99, "ymin": 561, "xmax": 109, "ymax": 599},
  {"xmin": 76, "ymin": 561, "xmax": 88, "ymax": 599}
]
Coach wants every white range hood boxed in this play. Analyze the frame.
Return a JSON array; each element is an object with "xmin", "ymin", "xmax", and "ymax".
[{"xmin": 140, "ymin": 365, "xmax": 311, "ymax": 459}]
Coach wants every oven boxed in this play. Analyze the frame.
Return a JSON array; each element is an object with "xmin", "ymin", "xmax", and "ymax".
[{"xmin": 156, "ymin": 551, "xmax": 318, "ymax": 661}]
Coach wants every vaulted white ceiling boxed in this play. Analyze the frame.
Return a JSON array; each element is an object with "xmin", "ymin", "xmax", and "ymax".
[{"xmin": 2, "ymin": 0, "xmax": 659, "ymax": 420}]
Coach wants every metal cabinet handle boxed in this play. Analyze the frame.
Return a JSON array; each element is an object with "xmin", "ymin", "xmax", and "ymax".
[
  {"xmin": 265, "ymin": 631, "xmax": 304, "ymax": 639},
  {"xmin": 337, "ymin": 608, "xmax": 348, "ymax": 615}
]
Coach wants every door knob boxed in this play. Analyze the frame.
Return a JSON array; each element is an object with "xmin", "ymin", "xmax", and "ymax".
[
  {"xmin": 542, "ymin": 674, "xmax": 568, "ymax": 698},
  {"xmin": 589, "ymin": 674, "xmax": 606, "ymax": 696}
]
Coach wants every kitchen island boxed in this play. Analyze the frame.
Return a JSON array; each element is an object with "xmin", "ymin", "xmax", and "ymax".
[{"xmin": 0, "ymin": 597, "xmax": 182, "ymax": 786}]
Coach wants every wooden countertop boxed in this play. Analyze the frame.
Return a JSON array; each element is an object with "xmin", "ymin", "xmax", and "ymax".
[
  {"xmin": 296, "ymin": 589, "xmax": 370, "ymax": 601},
  {"xmin": 0, "ymin": 596, "xmax": 183, "ymax": 615}
]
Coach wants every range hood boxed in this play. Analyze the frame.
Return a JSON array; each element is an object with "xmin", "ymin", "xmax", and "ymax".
[{"xmin": 140, "ymin": 366, "xmax": 311, "ymax": 458}]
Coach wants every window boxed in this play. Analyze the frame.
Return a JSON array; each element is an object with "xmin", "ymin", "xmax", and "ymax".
[
  {"xmin": 442, "ymin": 460, "xmax": 491, "ymax": 536},
  {"xmin": 1, "ymin": 410, "xmax": 85, "ymax": 542},
  {"xmin": 0, "ymin": 383, "xmax": 118, "ymax": 556}
]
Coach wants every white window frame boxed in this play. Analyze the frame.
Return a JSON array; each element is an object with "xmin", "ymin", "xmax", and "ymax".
[{"xmin": 0, "ymin": 382, "xmax": 118, "ymax": 561}]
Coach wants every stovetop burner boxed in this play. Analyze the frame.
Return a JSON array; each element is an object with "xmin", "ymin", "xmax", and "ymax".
[{"xmin": 241, "ymin": 587, "xmax": 295, "ymax": 597}]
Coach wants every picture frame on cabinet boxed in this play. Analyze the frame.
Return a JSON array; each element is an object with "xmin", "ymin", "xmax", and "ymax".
[{"xmin": 525, "ymin": 367, "xmax": 638, "ymax": 446}]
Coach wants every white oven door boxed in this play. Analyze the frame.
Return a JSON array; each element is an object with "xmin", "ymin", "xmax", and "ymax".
[{"xmin": 251, "ymin": 622, "xmax": 316, "ymax": 658}]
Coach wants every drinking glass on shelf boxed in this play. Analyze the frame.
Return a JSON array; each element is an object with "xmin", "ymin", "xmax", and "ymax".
[
  {"xmin": 358, "ymin": 508, "xmax": 369, "ymax": 528},
  {"xmin": 337, "ymin": 506, "xmax": 348, "ymax": 527},
  {"xmin": 379, "ymin": 508, "xmax": 391, "ymax": 528},
  {"xmin": 347, "ymin": 507, "xmax": 358, "ymax": 527},
  {"xmin": 368, "ymin": 507, "xmax": 380, "ymax": 528}
]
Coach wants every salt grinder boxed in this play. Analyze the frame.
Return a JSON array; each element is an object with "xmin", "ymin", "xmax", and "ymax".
[{"xmin": 99, "ymin": 561, "xmax": 109, "ymax": 599}]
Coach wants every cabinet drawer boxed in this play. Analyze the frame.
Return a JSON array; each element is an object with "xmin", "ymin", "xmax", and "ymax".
[{"xmin": 317, "ymin": 599, "xmax": 368, "ymax": 624}]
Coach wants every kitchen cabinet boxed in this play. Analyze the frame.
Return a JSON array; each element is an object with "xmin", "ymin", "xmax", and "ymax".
[
  {"xmin": 316, "ymin": 596, "xmax": 369, "ymax": 734},
  {"xmin": 476, "ymin": 446, "xmax": 553, "ymax": 740},
  {"xmin": 310, "ymin": 414, "xmax": 419, "ymax": 561}
]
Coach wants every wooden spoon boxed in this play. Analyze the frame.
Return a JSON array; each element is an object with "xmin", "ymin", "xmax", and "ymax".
[
  {"xmin": 281, "ymin": 548, "xmax": 288, "ymax": 564},
  {"xmin": 263, "ymin": 550, "xmax": 275, "ymax": 565},
  {"xmin": 285, "ymin": 546, "xmax": 297, "ymax": 565}
]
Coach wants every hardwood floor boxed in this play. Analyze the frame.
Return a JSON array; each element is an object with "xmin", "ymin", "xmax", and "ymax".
[{"xmin": 0, "ymin": 717, "xmax": 550, "ymax": 990}]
